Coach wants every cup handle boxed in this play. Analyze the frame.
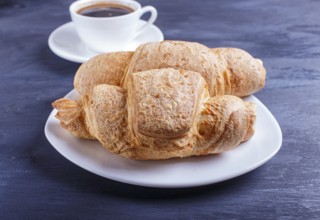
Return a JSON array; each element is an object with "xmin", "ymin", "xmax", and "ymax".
[{"xmin": 133, "ymin": 6, "xmax": 158, "ymax": 38}]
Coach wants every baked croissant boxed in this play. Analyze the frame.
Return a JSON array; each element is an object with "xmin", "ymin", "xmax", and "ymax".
[
  {"xmin": 53, "ymin": 40, "xmax": 266, "ymax": 160},
  {"xmin": 53, "ymin": 68, "xmax": 256, "ymax": 160},
  {"xmin": 74, "ymin": 41, "xmax": 266, "ymax": 97}
]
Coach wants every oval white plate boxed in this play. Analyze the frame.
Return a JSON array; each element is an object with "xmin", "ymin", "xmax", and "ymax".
[{"xmin": 45, "ymin": 90, "xmax": 282, "ymax": 188}]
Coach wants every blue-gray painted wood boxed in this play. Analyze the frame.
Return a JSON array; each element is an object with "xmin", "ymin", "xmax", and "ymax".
[{"xmin": 1, "ymin": 0, "xmax": 319, "ymax": 219}]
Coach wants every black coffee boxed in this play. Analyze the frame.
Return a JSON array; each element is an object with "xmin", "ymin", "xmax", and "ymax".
[{"xmin": 77, "ymin": 3, "xmax": 134, "ymax": 17}]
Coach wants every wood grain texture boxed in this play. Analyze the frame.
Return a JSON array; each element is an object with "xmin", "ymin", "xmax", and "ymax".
[{"xmin": 1, "ymin": 0, "xmax": 320, "ymax": 219}]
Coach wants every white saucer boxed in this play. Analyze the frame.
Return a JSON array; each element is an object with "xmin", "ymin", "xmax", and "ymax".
[{"xmin": 48, "ymin": 21, "xmax": 164, "ymax": 63}]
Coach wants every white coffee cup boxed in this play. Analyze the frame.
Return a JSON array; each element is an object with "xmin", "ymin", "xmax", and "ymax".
[{"xmin": 69, "ymin": 0, "xmax": 157, "ymax": 53}]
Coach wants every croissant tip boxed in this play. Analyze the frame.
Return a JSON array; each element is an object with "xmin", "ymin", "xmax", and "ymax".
[{"xmin": 52, "ymin": 98, "xmax": 82, "ymax": 125}]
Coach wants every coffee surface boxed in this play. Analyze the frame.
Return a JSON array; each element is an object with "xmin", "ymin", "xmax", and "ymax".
[{"xmin": 77, "ymin": 3, "xmax": 134, "ymax": 17}]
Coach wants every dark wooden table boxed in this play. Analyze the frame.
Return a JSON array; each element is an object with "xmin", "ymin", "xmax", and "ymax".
[{"xmin": 1, "ymin": 0, "xmax": 320, "ymax": 219}]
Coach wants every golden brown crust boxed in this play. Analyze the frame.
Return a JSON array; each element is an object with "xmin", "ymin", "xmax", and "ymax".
[
  {"xmin": 211, "ymin": 48, "xmax": 266, "ymax": 97},
  {"xmin": 83, "ymin": 85, "xmax": 133, "ymax": 154},
  {"xmin": 73, "ymin": 41, "xmax": 266, "ymax": 99},
  {"xmin": 52, "ymin": 98, "xmax": 94, "ymax": 139},
  {"xmin": 128, "ymin": 68, "xmax": 205, "ymax": 139},
  {"xmin": 122, "ymin": 41, "xmax": 218, "ymax": 96},
  {"xmin": 53, "ymin": 69, "xmax": 256, "ymax": 160},
  {"xmin": 196, "ymin": 95, "xmax": 256, "ymax": 154},
  {"xmin": 52, "ymin": 40, "xmax": 265, "ymax": 160},
  {"xmin": 74, "ymin": 52, "xmax": 133, "ymax": 96},
  {"xmin": 122, "ymin": 41, "xmax": 266, "ymax": 97},
  {"xmin": 117, "ymin": 95, "xmax": 255, "ymax": 160}
]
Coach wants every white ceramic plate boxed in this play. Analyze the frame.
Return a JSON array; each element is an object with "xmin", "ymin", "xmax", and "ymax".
[
  {"xmin": 48, "ymin": 21, "xmax": 164, "ymax": 63},
  {"xmin": 45, "ymin": 90, "xmax": 282, "ymax": 188}
]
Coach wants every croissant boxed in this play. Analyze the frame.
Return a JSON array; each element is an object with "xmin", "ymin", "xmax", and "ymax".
[
  {"xmin": 53, "ymin": 40, "xmax": 266, "ymax": 160},
  {"xmin": 53, "ymin": 68, "xmax": 256, "ymax": 160},
  {"xmin": 74, "ymin": 41, "xmax": 266, "ymax": 97}
]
